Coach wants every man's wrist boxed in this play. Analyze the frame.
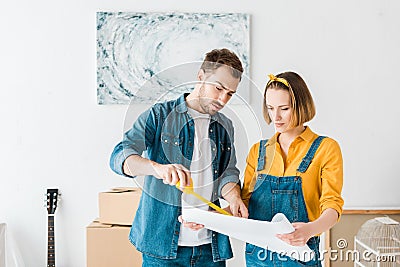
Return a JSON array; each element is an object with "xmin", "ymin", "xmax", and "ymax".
[
  {"xmin": 149, "ymin": 160, "xmax": 161, "ymax": 177},
  {"xmin": 221, "ymin": 183, "xmax": 241, "ymax": 203}
]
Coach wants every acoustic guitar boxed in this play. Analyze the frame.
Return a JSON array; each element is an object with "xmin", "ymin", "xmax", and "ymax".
[{"xmin": 46, "ymin": 189, "xmax": 59, "ymax": 267}]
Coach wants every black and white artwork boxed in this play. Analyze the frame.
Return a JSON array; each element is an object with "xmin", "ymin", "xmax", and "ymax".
[{"xmin": 97, "ymin": 12, "xmax": 250, "ymax": 104}]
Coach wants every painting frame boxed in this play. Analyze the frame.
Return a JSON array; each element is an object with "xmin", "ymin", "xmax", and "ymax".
[{"xmin": 96, "ymin": 12, "xmax": 250, "ymax": 105}]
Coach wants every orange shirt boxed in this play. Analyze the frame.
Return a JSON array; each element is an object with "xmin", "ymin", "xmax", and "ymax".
[{"xmin": 241, "ymin": 127, "xmax": 344, "ymax": 222}]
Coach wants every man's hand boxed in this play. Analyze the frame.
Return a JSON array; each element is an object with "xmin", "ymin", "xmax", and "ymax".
[
  {"xmin": 151, "ymin": 162, "xmax": 191, "ymax": 187},
  {"xmin": 178, "ymin": 215, "xmax": 204, "ymax": 231},
  {"xmin": 123, "ymin": 155, "xmax": 190, "ymax": 187},
  {"xmin": 221, "ymin": 182, "xmax": 249, "ymax": 218},
  {"xmin": 227, "ymin": 196, "xmax": 248, "ymax": 218}
]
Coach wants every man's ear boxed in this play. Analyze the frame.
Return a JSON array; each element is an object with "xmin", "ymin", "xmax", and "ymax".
[{"xmin": 197, "ymin": 69, "xmax": 205, "ymax": 81}]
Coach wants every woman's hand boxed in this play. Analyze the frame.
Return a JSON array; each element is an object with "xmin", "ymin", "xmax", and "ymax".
[
  {"xmin": 277, "ymin": 209, "xmax": 340, "ymax": 246},
  {"xmin": 276, "ymin": 222, "xmax": 314, "ymax": 247}
]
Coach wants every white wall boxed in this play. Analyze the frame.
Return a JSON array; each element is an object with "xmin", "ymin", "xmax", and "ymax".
[{"xmin": 1, "ymin": 0, "xmax": 399, "ymax": 266}]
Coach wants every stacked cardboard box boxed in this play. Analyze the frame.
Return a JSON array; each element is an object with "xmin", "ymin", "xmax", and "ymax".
[{"xmin": 86, "ymin": 187, "xmax": 142, "ymax": 267}]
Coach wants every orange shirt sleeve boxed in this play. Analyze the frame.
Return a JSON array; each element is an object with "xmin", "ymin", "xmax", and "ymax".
[
  {"xmin": 241, "ymin": 142, "xmax": 260, "ymax": 207},
  {"xmin": 319, "ymin": 138, "xmax": 344, "ymax": 219}
]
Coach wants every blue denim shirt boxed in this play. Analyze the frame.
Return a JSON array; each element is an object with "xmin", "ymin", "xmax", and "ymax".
[{"xmin": 110, "ymin": 94, "xmax": 240, "ymax": 261}]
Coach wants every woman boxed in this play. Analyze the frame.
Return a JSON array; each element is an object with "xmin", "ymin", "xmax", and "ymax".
[{"xmin": 241, "ymin": 72, "xmax": 344, "ymax": 266}]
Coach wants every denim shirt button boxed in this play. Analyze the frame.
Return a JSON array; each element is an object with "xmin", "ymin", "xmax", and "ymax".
[
  {"xmin": 174, "ymin": 231, "xmax": 179, "ymax": 235},
  {"xmin": 214, "ymin": 170, "xmax": 218, "ymax": 174},
  {"xmin": 210, "ymin": 129, "xmax": 213, "ymax": 132},
  {"xmin": 227, "ymin": 147, "xmax": 231, "ymax": 151}
]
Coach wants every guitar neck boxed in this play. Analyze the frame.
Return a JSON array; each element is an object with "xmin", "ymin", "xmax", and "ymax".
[{"xmin": 47, "ymin": 215, "xmax": 55, "ymax": 267}]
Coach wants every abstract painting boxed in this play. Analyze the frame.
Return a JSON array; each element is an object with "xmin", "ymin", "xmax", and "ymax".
[{"xmin": 97, "ymin": 12, "xmax": 250, "ymax": 104}]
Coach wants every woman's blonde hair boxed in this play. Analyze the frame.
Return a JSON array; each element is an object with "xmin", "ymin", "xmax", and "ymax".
[{"xmin": 263, "ymin": 71, "xmax": 316, "ymax": 127}]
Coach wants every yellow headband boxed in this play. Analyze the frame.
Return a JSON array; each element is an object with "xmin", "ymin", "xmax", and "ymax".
[{"xmin": 267, "ymin": 74, "xmax": 290, "ymax": 88}]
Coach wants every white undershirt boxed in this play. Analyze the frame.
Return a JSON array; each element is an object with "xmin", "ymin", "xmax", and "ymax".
[{"xmin": 178, "ymin": 107, "xmax": 213, "ymax": 246}]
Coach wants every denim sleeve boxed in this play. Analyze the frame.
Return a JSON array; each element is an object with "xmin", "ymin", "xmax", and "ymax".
[
  {"xmin": 109, "ymin": 108, "xmax": 156, "ymax": 177},
  {"xmin": 217, "ymin": 120, "xmax": 240, "ymax": 197}
]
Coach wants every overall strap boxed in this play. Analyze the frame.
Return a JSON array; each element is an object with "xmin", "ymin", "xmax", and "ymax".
[
  {"xmin": 297, "ymin": 136, "xmax": 326, "ymax": 173},
  {"xmin": 256, "ymin": 139, "xmax": 268, "ymax": 171}
]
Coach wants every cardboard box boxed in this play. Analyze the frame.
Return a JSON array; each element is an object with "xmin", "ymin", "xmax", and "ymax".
[
  {"xmin": 86, "ymin": 221, "xmax": 142, "ymax": 267},
  {"xmin": 99, "ymin": 187, "xmax": 142, "ymax": 226}
]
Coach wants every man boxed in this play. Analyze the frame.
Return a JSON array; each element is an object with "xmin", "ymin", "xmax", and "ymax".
[{"xmin": 110, "ymin": 48, "xmax": 248, "ymax": 266}]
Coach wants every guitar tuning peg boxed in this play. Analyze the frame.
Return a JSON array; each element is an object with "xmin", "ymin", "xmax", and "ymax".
[{"xmin": 58, "ymin": 193, "xmax": 62, "ymax": 196}]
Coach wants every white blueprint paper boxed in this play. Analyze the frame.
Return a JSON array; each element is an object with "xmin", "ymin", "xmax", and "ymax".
[{"xmin": 182, "ymin": 208, "xmax": 314, "ymax": 262}]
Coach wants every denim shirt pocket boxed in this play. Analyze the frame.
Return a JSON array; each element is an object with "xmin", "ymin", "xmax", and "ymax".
[
  {"xmin": 160, "ymin": 132, "xmax": 183, "ymax": 163},
  {"xmin": 218, "ymin": 141, "xmax": 232, "ymax": 152},
  {"xmin": 216, "ymin": 141, "xmax": 232, "ymax": 167}
]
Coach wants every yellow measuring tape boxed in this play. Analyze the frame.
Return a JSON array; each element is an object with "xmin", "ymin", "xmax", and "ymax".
[{"xmin": 176, "ymin": 179, "xmax": 232, "ymax": 216}]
